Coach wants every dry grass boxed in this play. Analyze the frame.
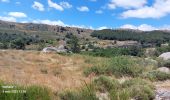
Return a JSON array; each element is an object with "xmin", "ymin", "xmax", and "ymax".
[
  {"xmin": 0, "ymin": 50, "xmax": 94, "ymax": 92},
  {"xmin": 154, "ymin": 80, "xmax": 170, "ymax": 90}
]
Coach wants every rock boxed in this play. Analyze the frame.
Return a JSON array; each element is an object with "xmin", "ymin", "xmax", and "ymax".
[
  {"xmin": 96, "ymin": 92, "xmax": 110, "ymax": 100},
  {"xmin": 157, "ymin": 67, "xmax": 170, "ymax": 73},
  {"xmin": 42, "ymin": 45, "xmax": 67, "ymax": 53},
  {"xmin": 155, "ymin": 89, "xmax": 170, "ymax": 100},
  {"xmin": 159, "ymin": 52, "xmax": 170, "ymax": 60}
]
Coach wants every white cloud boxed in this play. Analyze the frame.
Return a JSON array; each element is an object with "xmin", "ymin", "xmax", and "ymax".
[
  {"xmin": 1, "ymin": 0, "xmax": 9, "ymax": 3},
  {"xmin": 16, "ymin": 2, "xmax": 21, "ymax": 5},
  {"xmin": 97, "ymin": 26, "xmax": 108, "ymax": 30},
  {"xmin": 121, "ymin": 0, "xmax": 170, "ymax": 18},
  {"xmin": 108, "ymin": 0, "xmax": 147, "ymax": 9},
  {"xmin": 31, "ymin": 19, "xmax": 93, "ymax": 29},
  {"xmin": 32, "ymin": 19, "xmax": 66, "ymax": 26},
  {"xmin": 120, "ymin": 24, "xmax": 137, "ymax": 29},
  {"xmin": 77, "ymin": 6, "xmax": 89, "ymax": 12},
  {"xmin": 8, "ymin": 12, "xmax": 27, "ymax": 18},
  {"xmin": 48, "ymin": 0, "xmax": 63, "ymax": 11},
  {"xmin": 107, "ymin": 3, "xmax": 116, "ymax": 10},
  {"xmin": 0, "ymin": 16, "xmax": 16, "ymax": 22},
  {"xmin": 59, "ymin": 1, "xmax": 72, "ymax": 9},
  {"xmin": 120, "ymin": 24, "xmax": 157, "ymax": 31},
  {"xmin": 32, "ymin": 1, "xmax": 45, "ymax": 11},
  {"xmin": 160, "ymin": 25, "xmax": 170, "ymax": 30},
  {"xmin": 95, "ymin": 10, "xmax": 103, "ymax": 14}
]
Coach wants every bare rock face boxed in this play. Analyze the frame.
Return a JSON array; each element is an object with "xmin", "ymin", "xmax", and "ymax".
[
  {"xmin": 157, "ymin": 67, "xmax": 170, "ymax": 73},
  {"xmin": 159, "ymin": 52, "xmax": 170, "ymax": 60}
]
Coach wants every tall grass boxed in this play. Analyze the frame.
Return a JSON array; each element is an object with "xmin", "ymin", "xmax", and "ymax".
[
  {"xmin": 59, "ymin": 83, "xmax": 98, "ymax": 100},
  {"xmin": 84, "ymin": 56, "xmax": 155, "ymax": 77},
  {"xmin": 0, "ymin": 82, "xmax": 51, "ymax": 100}
]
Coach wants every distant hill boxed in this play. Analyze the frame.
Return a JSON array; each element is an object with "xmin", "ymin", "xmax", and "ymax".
[
  {"xmin": 0, "ymin": 20, "xmax": 93, "ymax": 40},
  {"xmin": 1, "ymin": 20, "xmax": 170, "ymax": 49},
  {"xmin": 91, "ymin": 29, "xmax": 170, "ymax": 46}
]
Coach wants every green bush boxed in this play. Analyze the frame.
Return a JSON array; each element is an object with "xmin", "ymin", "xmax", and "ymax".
[
  {"xmin": 158, "ymin": 59, "xmax": 170, "ymax": 68},
  {"xmin": 59, "ymin": 84, "xmax": 98, "ymax": 100},
  {"xmin": 110, "ymin": 89, "xmax": 130, "ymax": 100},
  {"xmin": 26, "ymin": 86, "xmax": 51, "ymax": 100},
  {"xmin": 58, "ymin": 90, "xmax": 79, "ymax": 100},
  {"xmin": 122, "ymin": 78, "xmax": 155, "ymax": 100},
  {"xmin": 94, "ymin": 75, "xmax": 119, "ymax": 92},
  {"xmin": 145, "ymin": 71, "xmax": 170, "ymax": 81},
  {"xmin": 0, "ymin": 82, "xmax": 51, "ymax": 100},
  {"xmin": 84, "ymin": 56, "xmax": 147, "ymax": 77}
]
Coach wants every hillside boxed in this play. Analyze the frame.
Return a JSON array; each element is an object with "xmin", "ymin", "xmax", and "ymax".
[
  {"xmin": 91, "ymin": 29, "xmax": 170, "ymax": 47},
  {"xmin": 0, "ymin": 20, "xmax": 93, "ymax": 40}
]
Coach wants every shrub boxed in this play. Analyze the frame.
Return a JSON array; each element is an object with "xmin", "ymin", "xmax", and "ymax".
[
  {"xmin": 122, "ymin": 78, "xmax": 155, "ymax": 100},
  {"xmin": 84, "ymin": 66, "xmax": 105, "ymax": 76},
  {"xmin": 110, "ymin": 89, "xmax": 130, "ymax": 100},
  {"xmin": 158, "ymin": 59, "xmax": 170, "ymax": 68},
  {"xmin": 58, "ymin": 90, "xmax": 79, "ymax": 100},
  {"xmin": 0, "ymin": 82, "xmax": 51, "ymax": 100},
  {"xmin": 59, "ymin": 84, "xmax": 98, "ymax": 100},
  {"xmin": 94, "ymin": 75, "xmax": 119, "ymax": 92},
  {"xmin": 145, "ymin": 71, "xmax": 170, "ymax": 81},
  {"xmin": 84, "ymin": 56, "xmax": 146, "ymax": 77},
  {"xmin": 26, "ymin": 86, "xmax": 51, "ymax": 100}
]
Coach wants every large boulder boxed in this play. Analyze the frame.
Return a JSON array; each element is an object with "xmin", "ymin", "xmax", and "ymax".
[
  {"xmin": 42, "ymin": 45, "xmax": 67, "ymax": 53},
  {"xmin": 159, "ymin": 52, "xmax": 170, "ymax": 60},
  {"xmin": 42, "ymin": 47, "xmax": 58, "ymax": 53},
  {"xmin": 157, "ymin": 67, "xmax": 170, "ymax": 73}
]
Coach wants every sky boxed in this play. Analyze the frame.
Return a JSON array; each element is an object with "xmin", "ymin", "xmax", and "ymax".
[{"xmin": 0, "ymin": 0, "xmax": 170, "ymax": 31}]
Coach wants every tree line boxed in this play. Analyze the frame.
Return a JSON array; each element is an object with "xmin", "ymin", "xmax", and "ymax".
[{"xmin": 91, "ymin": 29, "xmax": 170, "ymax": 47}]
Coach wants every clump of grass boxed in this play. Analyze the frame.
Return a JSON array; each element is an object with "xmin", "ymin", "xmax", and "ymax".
[
  {"xmin": 84, "ymin": 66, "xmax": 105, "ymax": 76},
  {"xmin": 144, "ymin": 70, "xmax": 170, "ymax": 81},
  {"xmin": 59, "ymin": 83, "xmax": 98, "ymax": 100},
  {"xmin": 122, "ymin": 78, "xmax": 155, "ymax": 100},
  {"xmin": 59, "ymin": 90, "xmax": 79, "ymax": 100},
  {"xmin": 94, "ymin": 75, "xmax": 119, "ymax": 92},
  {"xmin": 157, "ymin": 59, "xmax": 170, "ymax": 68},
  {"xmin": 110, "ymin": 89, "xmax": 130, "ymax": 100},
  {"xmin": 26, "ymin": 86, "xmax": 51, "ymax": 100},
  {"xmin": 0, "ymin": 82, "xmax": 51, "ymax": 100},
  {"xmin": 84, "ymin": 56, "xmax": 153, "ymax": 77}
]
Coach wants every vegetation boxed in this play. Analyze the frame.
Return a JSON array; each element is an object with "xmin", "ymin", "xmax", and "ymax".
[
  {"xmin": 67, "ymin": 35, "xmax": 80, "ymax": 53},
  {"xmin": 84, "ymin": 56, "xmax": 155, "ymax": 77},
  {"xmin": 122, "ymin": 78, "xmax": 155, "ymax": 100},
  {"xmin": 0, "ymin": 32, "xmax": 44, "ymax": 50},
  {"xmin": 81, "ymin": 46, "xmax": 144, "ymax": 57},
  {"xmin": 59, "ymin": 76, "xmax": 155, "ymax": 100},
  {"xmin": 59, "ymin": 83, "xmax": 98, "ymax": 100},
  {"xmin": 144, "ymin": 71, "xmax": 170, "ymax": 81},
  {"xmin": 91, "ymin": 29, "xmax": 170, "ymax": 46},
  {"xmin": 0, "ymin": 82, "xmax": 51, "ymax": 100}
]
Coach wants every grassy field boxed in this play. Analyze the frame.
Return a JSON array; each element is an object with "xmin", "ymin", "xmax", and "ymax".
[{"xmin": 0, "ymin": 50, "xmax": 170, "ymax": 100}]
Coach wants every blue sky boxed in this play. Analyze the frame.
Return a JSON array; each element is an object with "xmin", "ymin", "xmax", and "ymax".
[{"xmin": 0, "ymin": 0, "xmax": 170, "ymax": 31}]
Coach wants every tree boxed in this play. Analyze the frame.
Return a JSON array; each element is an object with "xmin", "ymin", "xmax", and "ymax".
[{"xmin": 69, "ymin": 35, "xmax": 80, "ymax": 53}]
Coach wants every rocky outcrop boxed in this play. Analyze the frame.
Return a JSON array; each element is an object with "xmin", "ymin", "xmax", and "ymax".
[{"xmin": 159, "ymin": 52, "xmax": 170, "ymax": 60}]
